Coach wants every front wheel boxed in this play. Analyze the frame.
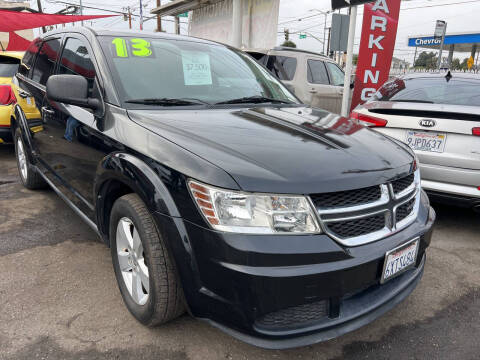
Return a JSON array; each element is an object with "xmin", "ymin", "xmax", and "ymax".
[{"xmin": 110, "ymin": 193, "xmax": 185, "ymax": 326}]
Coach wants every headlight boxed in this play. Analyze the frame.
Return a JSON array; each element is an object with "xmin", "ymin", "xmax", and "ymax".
[{"xmin": 188, "ymin": 180, "xmax": 321, "ymax": 234}]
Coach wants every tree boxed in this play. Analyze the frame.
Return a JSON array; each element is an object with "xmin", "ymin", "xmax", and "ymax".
[
  {"xmin": 353, "ymin": 54, "xmax": 359, "ymax": 65},
  {"xmin": 451, "ymin": 58, "xmax": 461, "ymax": 70},
  {"xmin": 414, "ymin": 51, "xmax": 437, "ymax": 69},
  {"xmin": 281, "ymin": 40, "xmax": 297, "ymax": 48}
]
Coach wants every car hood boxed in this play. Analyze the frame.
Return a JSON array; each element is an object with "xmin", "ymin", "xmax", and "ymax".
[{"xmin": 127, "ymin": 106, "xmax": 414, "ymax": 194}]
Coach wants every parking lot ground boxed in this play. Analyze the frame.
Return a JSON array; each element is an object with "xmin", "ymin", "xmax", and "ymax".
[{"xmin": 0, "ymin": 144, "xmax": 479, "ymax": 360}]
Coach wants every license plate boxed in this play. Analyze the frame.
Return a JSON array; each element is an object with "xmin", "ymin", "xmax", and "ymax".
[
  {"xmin": 381, "ymin": 238, "xmax": 419, "ymax": 284},
  {"xmin": 405, "ymin": 130, "xmax": 446, "ymax": 153}
]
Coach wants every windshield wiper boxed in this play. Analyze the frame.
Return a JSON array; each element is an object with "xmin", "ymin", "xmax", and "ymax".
[
  {"xmin": 392, "ymin": 99, "xmax": 435, "ymax": 104},
  {"xmin": 215, "ymin": 96, "xmax": 294, "ymax": 105},
  {"xmin": 125, "ymin": 97, "xmax": 210, "ymax": 106}
]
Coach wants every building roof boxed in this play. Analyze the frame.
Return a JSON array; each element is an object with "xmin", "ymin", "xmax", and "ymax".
[{"xmin": 150, "ymin": 0, "xmax": 223, "ymax": 16}]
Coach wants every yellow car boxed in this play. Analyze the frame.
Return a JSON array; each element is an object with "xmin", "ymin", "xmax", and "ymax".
[{"xmin": 0, "ymin": 51, "xmax": 41, "ymax": 143}]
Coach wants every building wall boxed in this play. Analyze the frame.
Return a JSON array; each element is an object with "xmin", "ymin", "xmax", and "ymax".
[
  {"xmin": 188, "ymin": 0, "xmax": 280, "ymax": 49},
  {"xmin": 0, "ymin": 1, "xmax": 35, "ymax": 50}
]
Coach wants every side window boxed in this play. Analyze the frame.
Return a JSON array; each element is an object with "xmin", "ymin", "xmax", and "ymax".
[
  {"xmin": 307, "ymin": 60, "xmax": 329, "ymax": 85},
  {"xmin": 31, "ymin": 38, "xmax": 61, "ymax": 85},
  {"xmin": 269, "ymin": 56, "xmax": 297, "ymax": 81},
  {"xmin": 58, "ymin": 37, "xmax": 96, "ymax": 95},
  {"xmin": 326, "ymin": 62, "xmax": 345, "ymax": 86},
  {"xmin": 19, "ymin": 39, "xmax": 42, "ymax": 78}
]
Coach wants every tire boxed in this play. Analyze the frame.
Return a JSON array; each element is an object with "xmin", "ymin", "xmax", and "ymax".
[
  {"xmin": 110, "ymin": 193, "xmax": 185, "ymax": 326},
  {"xmin": 14, "ymin": 129, "xmax": 47, "ymax": 190}
]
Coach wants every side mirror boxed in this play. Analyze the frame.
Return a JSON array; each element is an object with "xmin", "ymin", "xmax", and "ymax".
[{"xmin": 46, "ymin": 75, "xmax": 100, "ymax": 110}]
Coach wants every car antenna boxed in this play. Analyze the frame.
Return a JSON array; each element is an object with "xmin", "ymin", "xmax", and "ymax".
[{"xmin": 445, "ymin": 70, "xmax": 452, "ymax": 82}]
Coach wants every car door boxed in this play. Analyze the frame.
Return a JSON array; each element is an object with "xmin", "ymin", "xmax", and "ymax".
[
  {"xmin": 42, "ymin": 35, "xmax": 107, "ymax": 220},
  {"xmin": 325, "ymin": 61, "xmax": 350, "ymax": 114},
  {"xmin": 305, "ymin": 58, "xmax": 340, "ymax": 113},
  {"xmin": 16, "ymin": 36, "xmax": 62, "ymax": 163}
]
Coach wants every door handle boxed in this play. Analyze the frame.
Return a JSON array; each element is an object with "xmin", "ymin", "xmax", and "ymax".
[
  {"xmin": 41, "ymin": 106, "xmax": 55, "ymax": 116},
  {"xmin": 18, "ymin": 89, "xmax": 31, "ymax": 98},
  {"xmin": 309, "ymin": 89, "xmax": 317, "ymax": 94}
]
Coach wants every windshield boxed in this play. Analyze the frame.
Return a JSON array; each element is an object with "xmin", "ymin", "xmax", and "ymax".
[
  {"xmin": 0, "ymin": 57, "xmax": 20, "ymax": 77},
  {"xmin": 373, "ymin": 76, "xmax": 480, "ymax": 106},
  {"xmin": 98, "ymin": 36, "xmax": 298, "ymax": 107}
]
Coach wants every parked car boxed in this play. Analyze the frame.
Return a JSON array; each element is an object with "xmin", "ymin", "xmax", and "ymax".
[
  {"xmin": 352, "ymin": 73, "xmax": 480, "ymax": 211},
  {"xmin": 13, "ymin": 28, "xmax": 434, "ymax": 349},
  {"xmin": 246, "ymin": 46, "xmax": 352, "ymax": 114},
  {"xmin": 0, "ymin": 51, "xmax": 41, "ymax": 143}
]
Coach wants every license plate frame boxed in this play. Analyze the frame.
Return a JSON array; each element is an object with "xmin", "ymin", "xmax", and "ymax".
[
  {"xmin": 380, "ymin": 238, "xmax": 420, "ymax": 284},
  {"xmin": 405, "ymin": 130, "xmax": 447, "ymax": 153}
]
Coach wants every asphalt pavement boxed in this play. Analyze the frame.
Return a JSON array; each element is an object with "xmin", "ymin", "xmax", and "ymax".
[{"xmin": 0, "ymin": 144, "xmax": 479, "ymax": 360}]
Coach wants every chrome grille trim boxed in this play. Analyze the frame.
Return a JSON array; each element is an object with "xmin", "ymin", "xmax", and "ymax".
[
  {"xmin": 318, "ymin": 185, "xmax": 390, "ymax": 215},
  {"xmin": 312, "ymin": 171, "xmax": 420, "ymax": 247}
]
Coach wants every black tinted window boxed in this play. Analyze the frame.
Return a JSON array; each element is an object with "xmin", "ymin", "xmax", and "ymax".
[
  {"xmin": 31, "ymin": 38, "xmax": 61, "ymax": 85},
  {"xmin": 58, "ymin": 37, "xmax": 96, "ymax": 94},
  {"xmin": 268, "ymin": 56, "xmax": 297, "ymax": 80},
  {"xmin": 19, "ymin": 39, "xmax": 42, "ymax": 77},
  {"xmin": 307, "ymin": 60, "xmax": 329, "ymax": 85},
  {"xmin": 375, "ymin": 77, "xmax": 480, "ymax": 106},
  {"xmin": 0, "ymin": 57, "xmax": 20, "ymax": 77}
]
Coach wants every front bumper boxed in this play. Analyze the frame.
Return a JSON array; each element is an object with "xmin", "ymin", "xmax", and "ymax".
[
  {"xmin": 156, "ymin": 191, "xmax": 435, "ymax": 349},
  {"xmin": 204, "ymin": 255, "xmax": 425, "ymax": 349}
]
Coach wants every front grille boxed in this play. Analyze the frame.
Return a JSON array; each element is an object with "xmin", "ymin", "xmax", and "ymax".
[
  {"xmin": 327, "ymin": 214, "xmax": 385, "ymax": 238},
  {"xmin": 311, "ymin": 185, "xmax": 381, "ymax": 209},
  {"xmin": 396, "ymin": 197, "xmax": 416, "ymax": 223},
  {"xmin": 391, "ymin": 174, "xmax": 414, "ymax": 194},
  {"xmin": 313, "ymin": 172, "xmax": 419, "ymax": 246},
  {"xmin": 255, "ymin": 300, "xmax": 328, "ymax": 331}
]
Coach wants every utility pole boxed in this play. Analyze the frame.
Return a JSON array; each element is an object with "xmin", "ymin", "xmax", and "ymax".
[
  {"xmin": 174, "ymin": 16, "xmax": 180, "ymax": 34},
  {"xmin": 79, "ymin": 0, "xmax": 84, "ymax": 26},
  {"xmin": 128, "ymin": 7, "xmax": 132, "ymax": 29},
  {"xmin": 139, "ymin": 0, "xmax": 144, "ymax": 30},
  {"xmin": 36, "ymin": 0, "xmax": 47, "ymax": 33},
  {"xmin": 156, "ymin": 0, "xmax": 162, "ymax": 32},
  {"xmin": 341, "ymin": 5, "xmax": 357, "ymax": 117}
]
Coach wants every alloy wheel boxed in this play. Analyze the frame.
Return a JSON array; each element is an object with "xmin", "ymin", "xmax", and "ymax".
[
  {"xmin": 116, "ymin": 217, "xmax": 149, "ymax": 305},
  {"xmin": 17, "ymin": 138, "xmax": 27, "ymax": 181}
]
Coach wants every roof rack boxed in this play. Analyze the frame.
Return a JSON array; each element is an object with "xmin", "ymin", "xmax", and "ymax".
[{"xmin": 272, "ymin": 46, "xmax": 330, "ymax": 59}]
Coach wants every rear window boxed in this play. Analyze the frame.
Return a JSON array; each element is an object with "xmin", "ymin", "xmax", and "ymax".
[
  {"xmin": 374, "ymin": 77, "xmax": 480, "ymax": 106},
  {"xmin": 0, "ymin": 56, "xmax": 20, "ymax": 77},
  {"xmin": 268, "ymin": 56, "xmax": 297, "ymax": 81}
]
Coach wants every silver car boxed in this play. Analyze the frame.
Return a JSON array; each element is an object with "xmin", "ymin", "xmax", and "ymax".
[{"xmin": 352, "ymin": 72, "xmax": 480, "ymax": 211}]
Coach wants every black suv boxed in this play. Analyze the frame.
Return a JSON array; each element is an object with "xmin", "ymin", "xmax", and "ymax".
[{"xmin": 12, "ymin": 28, "xmax": 435, "ymax": 349}]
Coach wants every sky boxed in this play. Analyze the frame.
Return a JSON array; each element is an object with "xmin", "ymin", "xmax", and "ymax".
[{"xmin": 23, "ymin": 0, "xmax": 480, "ymax": 64}]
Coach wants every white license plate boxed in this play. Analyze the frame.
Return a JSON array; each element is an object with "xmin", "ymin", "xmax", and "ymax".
[
  {"xmin": 381, "ymin": 238, "xmax": 419, "ymax": 284},
  {"xmin": 405, "ymin": 130, "xmax": 446, "ymax": 153}
]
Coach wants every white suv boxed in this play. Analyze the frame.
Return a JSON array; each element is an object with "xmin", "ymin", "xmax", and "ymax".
[{"xmin": 247, "ymin": 47, "xmax": 351, "ymax": 114}]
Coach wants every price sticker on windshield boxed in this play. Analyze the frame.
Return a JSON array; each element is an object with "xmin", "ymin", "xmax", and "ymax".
[
  {"xmin": 181, "ymin": 51, "xmax": 212, "ymax": 86},
  {"xmin": 111, "ymin": 38, "xmax": 155, "ymax": 58}
]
